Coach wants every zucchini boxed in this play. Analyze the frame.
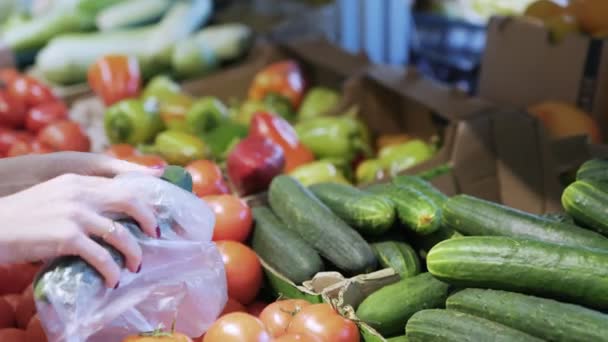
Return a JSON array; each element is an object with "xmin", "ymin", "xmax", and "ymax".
[
  {"xmin": 427, "ymin": 236, "xmax": 608, "ymax": 309},
  {"xmin": 563, "ymin": 180, "xmax": 608, "ymax": 236},
  {"xmin": 268, "ymin": 176, "xmax": 377, "ymax": 275},
  {"xmin": 392, "ymin": 175, "xmax": 447, "ymax": 207},
  {"xmin": 406, "ymin": 309, "xmax": 543, "ymax": 342},
  {"xmin": 447, "ymin": 288, "xmax": 608, "ymax": 342},
  {"xmin": 356, "ymin": 273, "xmax": 448, "ymax": 336},
  {"xmin": 371, "ymin": 241, "xmax": 420, "ymax": 278},
  {"xmin": 366, "ymin": 183, "xmax": 441, "ymax": 235},
  {"xmin": 251, "ymin": 207, "xmax": 324, "ymax": 284},
  {"xmin": 34, "ymin": 166, "xmax": 193, "ymax": 302},
  {"xmin": 443, "ymin": 194, "xmax": 608, "ymax": 250},
  {"xmin": 309, "ymin": 182, "xmax": 395, "ymax": 236},
  {"xmin": 96, "ymin": 0, "xmax": 172, "ymax": 31},
  {"xmin": 576, "ymin": 158, "xmax": 608, "ymax": 182}
]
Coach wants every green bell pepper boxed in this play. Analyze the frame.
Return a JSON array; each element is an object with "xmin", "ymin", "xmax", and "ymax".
[
  {"xmin": 298, "ymin": 87, "xmax": 340, "ymax": 120},
  {"xmin": 186, "ymin": 96, "xmax": 229, "ymax": 135},
  {"xmin": 356, "ymin": 159, "xmax": 385, "ymax": 185},
  {"xmin": 154, "ymin": 130, "xmax": 207, "ymax": 165},
  {"xmin": 204, "ymin": 121, "xmax": 249, "ymax": 159},
  {"xmin": 295, "ymin": 116, "xmax": 370, "ymax": 161},
  {"xmin": 104, "ymin": 98, "xmax": 164, "ymax": 145},
  {"xmin": 289, "ymin": 160, "xmax": 350, "ymax": 186},
  {"xmin": 263, "ymin": 93, "xmax": 295, "ymax": 122},
  {"xmin": 378, "ymin": 139, "xmax": 435, "ymax": 176}
]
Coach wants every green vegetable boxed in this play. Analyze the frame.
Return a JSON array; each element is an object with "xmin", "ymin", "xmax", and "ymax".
[
  {"xmin": 298, "ymin": 87, "xmax": 341, "ymax": 120},
  {"xmin": 251, "ymin": 207, "xmax": 324, "ymax": 284},
  {"xmin": 268, "ymin": 176, "xmax": 376, "ymax": 275},
  {"xmin": 446, "ymin": 288, "xmax": 608, "ymax": 342},
  {"xmin": 541, "ymin": 212, "xmax": 575, "ymax": 224},
  {"xmin": 185, "ymin": 97, "xmax": 229, "ymax": 136},
  {"xmin": 295, "ymin": 116, "xmax": 368, "ymax": 162},
  {"xmin": 386, "ymin": 336, "xmax": 409, "ymax": 342},
  {"xmin": 34, "ymin": 166, "xmax": 193, "ymax": 302},
  {"xmin": 104, "ymin": 99, "xmax": 164, "ymax": 145},
  {"xmin": 309, "ymin": 182, "xmax": 395, "ymax": 235},
  {"xmin": 96, "ymin": 0, "xmax": 172, "ymax": 31},
  {"xmin": 172, "ymin": 23, "xmax": 252, "ymax": 78},
  {"xmin": 392, "ymin": 175, "xmax": 447, "ymax": 207},
  {"xmin": 204, "ymin": 121, "xmax": 248, "ymax": 159},
  {"xmin": 563, "ymin": 180, "xmax": 608, "ymax": 236},
  {"xmin": 154, "ymin": 130, "xmax": 207, "ymax": 165},
  {"xmin": 378, "ymin": 140, "xmax": 435, "ymax": 176},
  {"xmin": 371, "ymin": 241, "xmax": 420, "ymax": 278},
  {"xmin": 443, "ymin": 194, "xmax": 608, "ymax": 250},
  {"xmin": 416, "ymin": 163, "xmax": 453, "ymax": 181},
  {"xmin": 142, "ymin": 75, "xmax": 182, "ymax": 100},
  {"xmin": 263, "ymin": 93, "xmax": 295, "ymax": 122},
  {"xmin": 356, "ymin": 273, "xmax": 448, "ymax": 336},
  {"xmin": 409, "ymin": 227, "xmax": 462, "ymax": 255},
  {"xmin": 406, "ymin": 309, "xmax": 543, "ymax": 342},
  {"xmin": 576, "ymin": 158, "xmax": 608, "ymax": 182},
  {"xmin": 367, "ymin": 183, "xmax": 441, "ymax": 235},
  {"xmin": 355, "ymin": 159, "xmax": 384, "ymax": 184},
  {"xmin": 289, "ymin": 160, "xmax": 349, "ymax": 186},
  {"xmin": 427, "ymin": 236, "xmax": 608, "ymax": 310}
]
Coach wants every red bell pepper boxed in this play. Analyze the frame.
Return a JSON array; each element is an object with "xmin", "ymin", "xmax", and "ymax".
[
  {"xmin": 249, "ymin": 112, "xmax": 314, "ymax": 172},
  {"xmin": 248, "ymin": 60, "xmax": 306, "ymax": 109},
  {"xmin": 87, "ymin": 55, "xmax": 141, "ymax": 106}
]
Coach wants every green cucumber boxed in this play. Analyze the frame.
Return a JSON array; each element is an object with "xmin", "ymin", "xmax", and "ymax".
[
  {"xmin": 563, "ymin": 180, "xmax": 608, "ymax": 236},
  {"xmin": 371, "ymin": 241, "xmax": 420, "ymax": 278},
  {"xmin": 409, "ymin": 227, "xmax": 463, "ymax": 256},
  {"xmin": 34, "ymin": 166, "xmax": 193, "ymax": 302},
  {"xmin": 447, "ymin": 288, "xmax": 608, "ymax": 342},
  {"xmin": 541, "ymin": 212, "xmax": 575, "ymax": 224},
  {"xmin": 387, "ymin": 336, "xmax": 409, "ymax": 342},
  {"xmin": 392, "ymin": 175, "xmax": 447, "ymax": 207},
  {"xmin": 268, "ymin": 176, "xmax": 376, "ymax": 275},
  {"xmin": 427, "ymin": 236, "xmax": 608, "ymax": 309},
  {"xmin": 576, "ymin": 159, "xmax": 608, "ymax": 182},
  {"xmin": 366, "ymin": 183, "xmax": 440, "ymax": 235},
  {"xmin": 309, "ymin": 182, "xmax": 395, "ymax": 236},
  {"xmin": 406, "ymin": 309, "xmax": 543, "ymax": 342},
  {"xmin": 251, "ymin": 207, "xmax": 324, "ymax": 284},
  {"xmin": 96, "ymin": 0, "xmax": 172, "ymax": 31},
  {"xmin": 356, "ymin": 273, "xmax": 448, "ymax": 336},
  {"xmin": 443, "ymin": 194, "xmax": 608, "ymax": 250}
]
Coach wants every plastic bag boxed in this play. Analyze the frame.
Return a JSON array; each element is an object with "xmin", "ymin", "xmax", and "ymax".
[{"xmin": 34, "ymin": 173, "xmax": 227, "ymax": 342}]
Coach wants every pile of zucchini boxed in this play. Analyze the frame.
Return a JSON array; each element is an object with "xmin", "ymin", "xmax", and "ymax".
[{"xmin": 253, "ymin": 159, "xmax": 608, "ymax": 341}]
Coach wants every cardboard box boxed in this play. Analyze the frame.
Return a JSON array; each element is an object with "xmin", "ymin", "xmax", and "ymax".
[{"xmin": 478, "ymin": 16, "xmax": 608, "ymax": 136}]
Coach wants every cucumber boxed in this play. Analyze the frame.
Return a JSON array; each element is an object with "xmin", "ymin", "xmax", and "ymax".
[
  {"xmin": 309, "ymin": 182, "xmax": 395, "ymax": 236},
  {"xmin": 371, "ymin": 241, "xmax": 420, "ymax": 278},
  {"xmin": 356, "ymin": 273, "xmax": 448, "ymax": 336},
  {"xmin": 409, "ymin": 227, "xmax": 463, "ymax": 256},
  {"xmin": 576, "ymin": 158, "xmax": 608, "ymax": 182},
  {"xmin": 563, "ymin": 180, "xmax": 608, "ymax": 236},
  {"xmin": 392, "ymin": 175, "xmax": 447, "ymax": 207},
  {"xmin": 443, "ymin": 194, "xmax": 608, "ymax": 250},
  {"xmin": 366, "ymin": 183, "xmax": 441, "ymax": 235},
  {"xmin": 96, "ymin": 0, "xmax": 172, "ymax": 31},
  {"xmin": 406, "ymin": 309, "xmax": 543, "ymax": 342},
  {"xmin": 251, "ymin": 207, "xmax": 324, "ymax": 284},
  {"xmin": 34, "ymin": 166, "xmax": 193, "ymax": 302},
  {"xmin": 542, "ymin": 212, "xmax": 575, "ymax": 224},
  {"xmin": 268, "ymin": 176, "xmax": 377, "ymax": 275},
  {"xmin": 387, "ymin": 336, "xmax": 409, "ymax": 342},
  {"xmin": 447, "ymin": 288, "xmax": 608, "ymax": 342},
  {"xmin": 427, "ymin": 236, "xmax": 608, "ymax": 309}
]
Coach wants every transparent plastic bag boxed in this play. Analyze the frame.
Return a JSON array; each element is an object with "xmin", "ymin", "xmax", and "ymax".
[{"xmin": 34, "ymin": 173, "xmax": 227, "ymax": 342}]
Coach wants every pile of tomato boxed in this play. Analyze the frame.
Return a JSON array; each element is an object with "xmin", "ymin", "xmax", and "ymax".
[{"xmin": 0, "ymin": 69, "xmax": 90, "ymax": 157}]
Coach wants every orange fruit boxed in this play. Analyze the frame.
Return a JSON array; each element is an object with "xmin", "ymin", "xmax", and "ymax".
[{"xmin": 568, "ymin": 0, "xmax": 608, "ymax": 35}]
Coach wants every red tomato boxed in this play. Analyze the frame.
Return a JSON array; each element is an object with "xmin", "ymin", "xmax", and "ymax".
[
  {"xmin": 7, "ymin": 139, "xmax": 53, "ymax": 157},
  {"xmin": 215, "ymin": 241, "xmax": 262, "ymax": 305},
  {"xmin": 246, "ymin": 301, "xmax": 267, "ymax": 317},
  {"xmin": 0, "ymin": 328, "xmax": 26, "ymax": 341},
  {"xmin": 221, "ymin": 298, "xmax": 246, "ymax": 317},
  {"xmin": 0, "ymin": 129, "xmax": 32, "ymax": 156},
  {"xmin": 104, "ymin": 144, "xmax": 140, "ymax": 159},
  {"xmin": 259, "ymin": 300, "xmax": 310, "ymax": 337},
  {"xmin": 186, "ymin": 160, "xmax": 229, "ymax": 197},
  {"xmin": 204, "ymin": 195, "xmax": 252, "ymax": 243},
  {"xmin": 0, "ymin": 69, "xmax": 20, "ymax": 85},
  {"xmin": 0, "ymin": 297, "xmax": 15, "ymax": 329},
  {"xmin": 37, "ymin": 120, "xmax": 90, "ymax": 152},
  {"xmin": 287, "ymin": 304, "xmax": 359, "ymax": 342},
  {"xmin": 0, "ymin": 264, "xmax": 38, "ymax": 295},
  {"xmin": 88, "ymin": 55, "xmax": 141, "ymax": 106},
  {"xmin": 3, "ymin": 295, "xmax": 19, "ymax": 311},
  {"xmin": 0, "ymin": 90, "xmax": 26, "ymax": 128},
  {"xmin": 8, "ymin": 76, "xmax": 56, "ymax": 109},
  {"xmin": 274, "ymin": 333, "xmax": 321, "ymax": 342},
  {"xmin": 25, "ymin": 315, "xmax": 47, "ymax": 342},
  {"xmin": 25, "ymin": 101, "xmax": 68, "ymax": 133},
  {"xmin": 203, "ymin": 312, "xmax": 271, "ymax": 342},
  {"xmin": 15, "ymin": 287, "xmax": 35, "ymax": 329},
  {"xmin": 123, "ymin": 154, "xmax": 167, "ymax": 168}
]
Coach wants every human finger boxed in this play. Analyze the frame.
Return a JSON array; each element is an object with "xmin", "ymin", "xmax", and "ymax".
[
  {"xmin": 94, "ymin": 189, "xmax": 159, "ymax": 238},
  {"xmin": 69, "ymin": 234, "xmax": 122, "ymax": 288}
]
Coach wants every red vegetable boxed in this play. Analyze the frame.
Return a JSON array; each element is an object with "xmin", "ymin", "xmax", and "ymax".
[
  {"xmin": 25, "ymin": 101, "xmax": 68, "ymax": 133},
  {"xmin": 37, "ymin": 120, "xmax": 90, "ymax": 152},
  {"xmin": 88, "ymin": 55, "xmax": 141, "ymax": 106},
  {"xmin": 0, "ymin": 129, "xmax": 31, "ymax": 156},
  {"xmin": 227, "ymin": 135, "xmax": 285, "ymax": 196},
  {"xmin": 248, "ymin": 61, "xmax": 305, "ymax": 108},
  {"xmin": 7, "ymin": 76, "xmax": 56, "ymax": 109},
  {"xmin": 0, "ymin": 90, "xmax": 26, "ymax": 128},
  {"xmin": 7, "ymin": 139, "xmax": 53, "ymax": 157}
]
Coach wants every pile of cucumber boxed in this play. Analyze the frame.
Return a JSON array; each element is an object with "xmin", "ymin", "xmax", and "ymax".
[{"xmin": 253, "ymin": 159, "xmax": 608, "ymax": 341}]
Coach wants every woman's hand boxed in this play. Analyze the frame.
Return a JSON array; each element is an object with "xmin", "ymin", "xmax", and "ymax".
[
  {"xmin": 0, "ymin": 174, "xmax": 159, "ymax": 288},
  {"xmin": 0, "ymin": 152, "xmax": 163, "ymax": 196}
]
